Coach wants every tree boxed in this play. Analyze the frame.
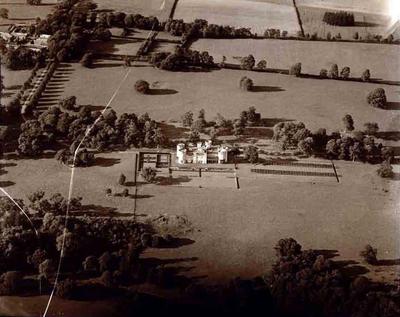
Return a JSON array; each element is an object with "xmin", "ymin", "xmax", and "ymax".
[
  {"xmin": 118, "ymin": 173, "xmax": 126, "ymax": 185},
  {"xmin": 289, "ymin": 63, "xmax": 301, "ymax": 77},
  {"xmin": 181, "ymin": 111, "xmax": 193, "ymax": 127},
  {"xmin": 353, "ymin": 32, "xmax": 359, "ymax": 40},
  {"xmin": 188, "ymin": 128, "xmax": 200, "ymax": 143},
  {"xmin": 59, "ymin": 96, "xmax": 77, "ymax": 111},
  {"xmin": 319, "ymin": 69, "xmax": 328, "ymax": 78},
  {"xmin": 342, "ymin": 114, "xmax": 354, "ymax": 132},
  {"xmin": 377, "ymin": 162, "xmax": 394, "ymax": 178},
  {"xmin": 274, "ymin": 238, "xmax": 302, "ymax": 258},
  {"xmin": 367, "ymin": 88, "xmax": 387, "ymax": 109},
  {"xmin": 360, "ymin": 245, "xmax": 378, "ymax": 264},
  {"xmin": 239, "ymin": 76, "xmax": 253, "ymax": 91},
  {"xmin": 0, "ymin": 8, "xmax": 9, "ymax": 19},
  {"xmin": 141, "ymin": 167, "xmax": 157, "ymax": 183},
  {"xmin": 298, "ymin": 137, "xmax": 314, "ymax": 156},
  {"xmin": 361, "ymin": 69, "xmax": 371, "ymax": 82},
  {"xmin": 328, "ymin": 64, "xmax": 339, "ymax": 79},
  {"xmin": 244, "ymin": 146, "xmax": 258, "ymax": 163},
  {"xmin": 134, "ymin": 80, "xmax": 150, "ymax": 94},
  {"xmin": 256, "ymin": 60, "xmax": 267, "ymax": 70},
  {"xmin": 340, "ymin": 67, "xmax": 350, "ymax": 79},
  {"xmin": 240, "ymin": 54, "xmax": 255, "ymax": 70},
  {"xmin": 80, "ymin": 52, "xmax": 93, "ymax": 68}
]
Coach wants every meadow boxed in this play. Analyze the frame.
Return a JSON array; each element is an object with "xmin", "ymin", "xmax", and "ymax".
[
  {"xmin": 174, "ymin": 0, "xmax": 300, "ymax": 35},
  {"xmin": 192, "ymin": 38, "xmax": 400, "ymax": 81}
]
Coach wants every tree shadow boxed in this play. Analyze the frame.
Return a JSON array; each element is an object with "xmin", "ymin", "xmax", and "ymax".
[
  {"xmin": 157, "ymin": 175, "xmax": 192, "ymax": 185},
  {"xmin": 251, "ymin": 86, "xmax": 285, "ymax": 93},
  {"xmin": 157, "ymin": 237, "xmax": 195, "ymax": 249},
  {"xmin": 354, "ymin": 21, "xmax": 381, "ymax": 27},
  {"xmin": 376, "ymin": 258, "xmax": 400, "ymax": 266},
  {"xmin": 375, "ymin": 131, "xmax": 400, "ymax": 141},
  {"xmin": 0, "ymin": 180, "xmax": 15, "ymax": 187},
  {"xmin": 147, "ymin": 88, "xmax": 178, "ymax": 95},
  {"xmin": 314, "ymin": 249, "xmax": 340, "ymax": 259},
  {"xmin": 5, "ymin": 84, "xmax": 21, "ymax": 90},
  {"xmin": 385, "ymin": 102, "xmax": 400, "ymax": 110},
  {"xmin": 93, "ymin": 156, "xmax": 121, "ymax": 167}
]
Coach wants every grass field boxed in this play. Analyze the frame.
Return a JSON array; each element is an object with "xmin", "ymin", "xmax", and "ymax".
[
  {"xmin": 94, "ymin": 0, "xmax": 175, "ymax": 22},
  {"xmin": 174, "ymin": 0, "xmax": 300, "ymax": 35},
  {"xmin": 192, "ymin": 38, "xmax": 400, "ymax": 81}
]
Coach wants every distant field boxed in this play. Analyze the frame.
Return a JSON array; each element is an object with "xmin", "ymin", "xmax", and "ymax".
[
  {"xmin": 94, "ymin": 0, "xmax": 175, "ymax": 22},
  {"xmin": 55, "ymin": 62, "xmax": 400, "ymax": 134},
  {"xmin": 0, "ymin": 0, "xmax": 56, "ymax": 32},
  {"xmin": 298, "ymin": 5, "xmax": 393, "ymax": 41},
  {"xmin": 174, "ymin": 0, "xmax": 300, "ymax": 35},
  {"xmin": 192, "ymin": 38, "xmax": 400, "ymax": 81},
  {"xmin": 296, "ymin": 0, "xmax": 391, "ymax": 15}
]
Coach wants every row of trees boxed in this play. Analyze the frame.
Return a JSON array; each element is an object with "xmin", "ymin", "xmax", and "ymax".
[
  {"xmin": 323, "ymin": 11, "xmax": 355, "ymax": 26},
  {"xmin": 17, "ymin": 102, "xmax": 168, "ymax": 157}
]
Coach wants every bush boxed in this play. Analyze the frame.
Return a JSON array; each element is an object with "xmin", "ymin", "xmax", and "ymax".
[
  {"xmin": 289, "ymin": 63, "xmax": 301, "ymax": 77},
  {"xmin": 360, "ymin": 245, "xmax": 378, "ymax": 264},
  {"xmin": 377, "ymin": 162, "xmax": 394, "ymax": 178},
  {"xmin": 118, "ymin": 173, "xmax": 126, "ymax": 185},
  {"xmin": 141, "ymin": 167, "xmax": 157, "ymax": 183},
  {"xmin": 134, "ymin": 80, "xmax": 150, "ymax": 94},
  {"xmin": 367, "ymin": 88, "xmax": 387, "ymax": 109}
]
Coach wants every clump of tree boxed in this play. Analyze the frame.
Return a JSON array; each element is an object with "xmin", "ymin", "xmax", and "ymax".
[
  {"xmin": 319, "ymin": 69, "xmax": 328, "ymax": 78},
  {"xmin": 289, "ymin": 62, "xmax": 301, "ymax": 77},
  {"xmin": 134, "ymin": 80, "xmax": 150, "ymax": 94},
  {"xmin": 244, "ymin": 145, "xmax": 259, "ymax": 164},
  {"xmin": 239, "ymin": 76, "xmax": 254, "ymax": 91},
  {"xmin": 377, "ymin": 161, "xmax": 394, "ymax": 178},
  {"xmin": 5, "ymin": 47, "xmax": 39, "ymax": 70},
  {"xmin": 59, "ymin": 96, "xmax": 78, "ymax": 111},
  {"xmin": 328, "ymin": 64, "xmax": 339, "ymax": 79},
  {"xmin": 323, "ymin": 11, "xmax": 355, "ymax": 26},
  {"xmin": 240, "ymin": 55, "xmax": 255, "ymax": 70},
  {"xmin": 340, "ymin": 66, "xmax": 351, "ymax": 79},
  {"xmin": 256, "ymin": 60, "xmax": 267, "ymax": 70},
  {"xmin": 361, "ymin": 69, "xmax": 371, "ymax": 82},
  {"xmin": 55, "ymin": 148, "xmax": 95, "ymax": 167},
  {"xmin": 367, "ymin": 88, "xmax": 387, "ymax": 109},
  {"xmin": 273, "ymin": 121, "xmax": 311, "ymax": 150}
]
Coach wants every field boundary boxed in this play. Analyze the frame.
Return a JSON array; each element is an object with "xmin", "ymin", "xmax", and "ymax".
[
  {"xmin": 292, "ymin": 0, "xmax": 305, "ymax": 37},
  {"xmin": 251, "ymin": 168, "xmax": 338, "ymax": 178}
]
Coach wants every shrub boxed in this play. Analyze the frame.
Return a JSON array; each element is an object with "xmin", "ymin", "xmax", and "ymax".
[
  {"xmin": 377, "ymin": 162, "xmax": 394, "ymax": 178},
  {"xmin": 141, "ymin": 167, "xmax": 157, "ymax": 183},
  {"xmin": 134, "ymin": 80, "xmax": 150, "ymax": 94},
  {"xmin": 319, "ymin": 69, "xmax": 328, "ymax": 78},
  {"xmin": 361, "ymin": 69, "xmax": 371, "ymax": 82},
  {"xmin": 118, "ymin": 173, "xmax": 126, "ymax": 185},
  {"xmin": 367, "ymin": 88, "xmax": 387, "ymax": 109},
  {"xmin": 244, "ymin": 146, "xmax": 258, "ymax": 163},
  {"xmin": 360, "ymin": 245, "xmax": 378, "ymax": 264},
  {"xmin": 289, "ymin": 63, "xmax": 302, "ymax": 77},
  {"xmin": 239, "ymin": 76, "xmax": 254, "ymax": 91}
]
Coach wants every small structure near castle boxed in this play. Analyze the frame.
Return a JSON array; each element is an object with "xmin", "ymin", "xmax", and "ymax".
[{"xmin": 176, "ymin": 141, "xmax": 230, "ymax": 164}]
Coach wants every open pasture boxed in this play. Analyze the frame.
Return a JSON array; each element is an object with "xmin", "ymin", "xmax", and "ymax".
[
  {"xmin": 94, "ymin": 0, "xmax": 175, "ymax": 22},
  {"xmin": 174, "ymin": 0, "xmax": 300, "ymax": 35},
  {"xmin": 55, "ymin": 62, "xmax": 400, "ymax": 134},
  {"xmin": 192, "ymin": 38, "xmax": 400, "ymax": 81}
]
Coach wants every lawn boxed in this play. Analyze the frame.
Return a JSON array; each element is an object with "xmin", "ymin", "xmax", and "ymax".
[
  {"xmin": 174, "ymin": 0, "xmax": 301, "ymax": 35},
  {"xmin": 1, "ymin": 65, "xmax": 31, "ymax": 105},
  {"xmin": 192, "ymin": 38, "xmax": 400, "ymax": 81},
  {"xmin": 94, "ymin": 0, "xmax": 175, "ymax": 22},
  {"xmin": 2, "ymin": 152, "xmax": 400, "ymax": 284},
  {"xmin": 54, "ymin": 62, "xmax": 400, "ymax": 135}
]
